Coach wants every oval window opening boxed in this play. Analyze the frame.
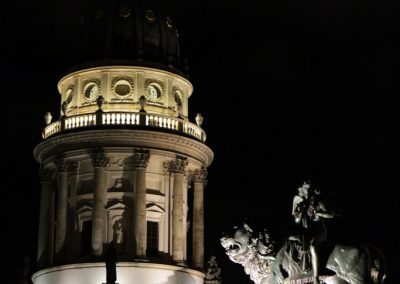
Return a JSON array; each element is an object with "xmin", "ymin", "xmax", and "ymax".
[{"xmin": 115, "ymin": 84, "xmax": 131, "ymax": 96}]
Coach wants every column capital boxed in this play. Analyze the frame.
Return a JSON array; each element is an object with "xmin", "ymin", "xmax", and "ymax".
[
  {"xmin": 39, "ymin": 167, "xmax": 55, "ymax": 183},
  {"xmin": 133, "ymin": 148, "xmax": 150, "ymax": 169},
  {"xmin": 90, "ymin": 149, "xmax": 109, "ymax": 168},
  {"xmin": 192, "ymin": 167, "xmax": 208, "ymax": 184},
  {"xmin": 126, "ymin": 148, "xmax": 150, "ymax": 169},
  {"xmin": 67, "ymin": 161, "xmax": 79, "ymax": 173},
  {"xmin": 165, "ymin": 155, "xmax": 188, "ymax": 174},
  {"xmin": 55, "ymin": 156, "xmax": 69, "ymax": 172}
]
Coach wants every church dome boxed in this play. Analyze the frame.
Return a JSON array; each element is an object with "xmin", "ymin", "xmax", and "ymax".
[{"xmin": 75, "ymin": 0, "xmax": 187, "ymax": 76}]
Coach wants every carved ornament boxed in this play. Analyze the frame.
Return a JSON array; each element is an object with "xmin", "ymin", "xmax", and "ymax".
[
  {"xmin": 90, "ymin": 149, "xmax": 109, "ymax": 168},
  {"xmin": 192, "ymin": 167, "xmax": 208, "ymax": 184},
  {"xmin": 165, "ymin": 155, "xmax": 188, "ymax": 173},
  {"xmin": 126, "ymin": 148, "xmax": 150, "ymax": 169}
]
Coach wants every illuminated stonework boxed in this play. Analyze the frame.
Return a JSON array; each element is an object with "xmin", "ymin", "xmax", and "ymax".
[
  {"xmin": 34, "ymin": 1, "xmax": 213, "ymax": 283},
  {"xmin": 58, "ymin": 66, "xmax": 192, "ymax": 118},
  {"xmin": 32, "ymin": 263, "xmax": 205, "ymax": 284}
]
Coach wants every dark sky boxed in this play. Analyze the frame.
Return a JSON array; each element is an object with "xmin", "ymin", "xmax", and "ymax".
[{"xmin": 2, "ymin": 0, "xmax": 399, "ymax": 283}]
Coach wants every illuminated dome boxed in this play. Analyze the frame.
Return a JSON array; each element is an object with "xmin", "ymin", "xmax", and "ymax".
[{"xmin": 76, "ymin": 0, "xmax": 187, "ymax": 76}]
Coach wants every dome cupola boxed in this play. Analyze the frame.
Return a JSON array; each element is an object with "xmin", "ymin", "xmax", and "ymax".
[{"xmin": 77, "ymin": 0, "xmax": 186, "ymax": 75}]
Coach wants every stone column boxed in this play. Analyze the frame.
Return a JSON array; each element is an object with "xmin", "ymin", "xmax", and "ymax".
[
  {"xmin": 48, "ymin": 180, "xmax": 56, "ymax": 265},
  {"xmin": 131, "ymin": 149, "xmax": 150, "ymax": 257},
  {"xmin": 192, "ymin": 167, "xmax": 207, "ymax": 269},
  {"xmin": 37, "ymin": 167, "xmax": 54, "ymax": 267},
  {"xmin": 55, "ymin": 158, "xmax": 69, "ymax": 256},
  {"xmin": 66, "ymin": 161, "xmax": 79, "ymax": 259},
  {"xmin": 90, "ymin": 150, "xmax": 109, "ymax": 256},
  {"xmin": 168, "ymin": 156, "xmax": 188, "ymax": 264}
]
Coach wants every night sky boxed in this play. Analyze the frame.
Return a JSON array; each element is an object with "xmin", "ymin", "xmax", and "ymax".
[{"xmin": 2, "ymin": 0, "xmax": 399, "ymax": 283}]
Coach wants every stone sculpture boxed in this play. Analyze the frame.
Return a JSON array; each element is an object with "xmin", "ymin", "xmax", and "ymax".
[
  {"xmin": 221, "ymin": 181, "xmax": 386, "ymax": 284},
  {"xmin": 205, "ymin": 256, "xmax": 222, "ymax": 282}
]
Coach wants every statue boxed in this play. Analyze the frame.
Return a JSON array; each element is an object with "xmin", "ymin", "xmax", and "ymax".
[
  {"xmin": 104, "ymin": 241, "xmax": 118, "ymax": 284},
  {"xmin": 290, "ymin": 181, "xmax": 335, "ymax": 283},
  {"xmin": 205, "ymin": 256, "xmax": 222, "ymax": 283},
  {"xmin": 221, "ymin": 181, "xmax": 386, "ymax": 284},
  {"xmin": 114, "ymin": 221, "xmax": 123, "ymax": 244}
]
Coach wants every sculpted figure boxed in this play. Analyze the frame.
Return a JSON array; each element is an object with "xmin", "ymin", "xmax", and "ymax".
[
  {"xmin": 114, "ymin": 221, "xmax": 123, "ymax": 244},
  {"xmin": 291, "ymin": 181, "xmax": 335, "ymax": 283},
  {"xmin": 221, "ymin": 222, "xmax": 385, "ymax": 284},
  {"xmin": 205, "ymin": 256, "xmax": 222, "ymax": 281},
  {"xmin": 221, "ymin": 180, "xmax": 386, "ymax": 284}
]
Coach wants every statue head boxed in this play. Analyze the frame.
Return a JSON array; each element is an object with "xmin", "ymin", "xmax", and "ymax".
[{"xmin": 221, "ymin": 223, "xmax": 277, "ymax": 284}]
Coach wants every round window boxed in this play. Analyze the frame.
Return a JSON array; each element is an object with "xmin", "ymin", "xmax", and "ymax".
[
  {"xmin": 114, "ymin": 80, "xmax": 131, "ymax": 97},
  {"xmin": 84, "ymin": 83, "xmax": 99, "ymax": 101},
  {"xmin": 119, "ymin": 7, "xmax": 131, "ymax": 18},
  {"xmin": 145, "ymin": 9, "xmax": 156, "ymax": 22},
  {"xmin": 66, "ymin": 88, "xmax": 73, "ymax": 104},
  {"xmin": 146, "ymin": 83, "xmax": 162, "ymax": 101},
  {"xmin": 174, "ymin": 90, "xmax": 182, "ymax": 106}
]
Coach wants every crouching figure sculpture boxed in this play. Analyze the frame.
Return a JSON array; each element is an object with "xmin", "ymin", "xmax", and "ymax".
[{"xmin": 221, "ymin": 181, "xmax": 386, "ymax": 284}]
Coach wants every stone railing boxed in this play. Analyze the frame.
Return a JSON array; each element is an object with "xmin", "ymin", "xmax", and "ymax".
[{"xmin": 42, "ymin": 111, "xmax": 206, "ymax": 142}]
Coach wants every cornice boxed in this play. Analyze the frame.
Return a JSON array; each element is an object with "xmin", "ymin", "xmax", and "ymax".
[{"xmin": 34, "ymin": 129, "xmax": 213, "ymax": 166}]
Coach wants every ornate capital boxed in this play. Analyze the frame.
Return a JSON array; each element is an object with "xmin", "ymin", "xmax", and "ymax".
[
  {"xmin": 165, "ymin": 155, "xmax": 188, "ymax": 174},
  {"xmin": 133, "ymin": 149, "xmax": 150, "ymax": 169},
  {"xmin": 67, "ymin": 161, "xmax": 79, "ymax": 173},
  {"xmin": 126, "ymin": 149, "xmax": 150, "ymax": 169},
  {"xmin": 192, "ymin": 167, "xmax": 208, "ymax": 184},
  {"xmin": 90, "ymin": 149, "xmax": 109, "ymax": 168},
  {"xmin": 55, "ymin": 157, "xmax": 69, "ymax": 172},
  {"xmin": 39, "ymin": 166, "xmax": 55, "ymax": 183}
]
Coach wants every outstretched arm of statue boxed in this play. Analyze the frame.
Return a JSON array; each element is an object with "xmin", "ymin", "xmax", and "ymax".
[
  {"xmin": 315, "ymin": 210, "xmax": 334, "ymax": 218},
  {"xmin": 314, "ymin": 201, "xmax": 335, "ymax": 219}
]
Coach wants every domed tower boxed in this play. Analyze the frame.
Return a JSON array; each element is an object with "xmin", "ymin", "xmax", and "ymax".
[{"xmin": 32, "ymin": 1, "xmax": 213, "ymax": 283}]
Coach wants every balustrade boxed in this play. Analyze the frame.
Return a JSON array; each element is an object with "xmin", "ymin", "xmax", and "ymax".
[{"xmin": 42, "ymin": 112, "xmax": 206, "ymax": 142}]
